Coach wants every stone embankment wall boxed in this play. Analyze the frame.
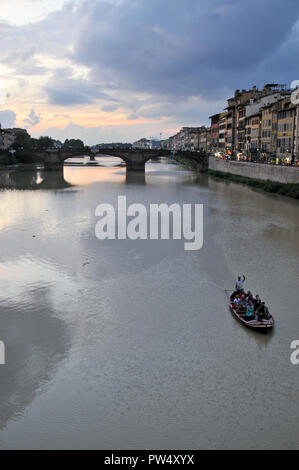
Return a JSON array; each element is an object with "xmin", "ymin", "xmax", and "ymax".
[{"xmin": 209, "ymin": 157, "xmax": 299, "ymax": 184}]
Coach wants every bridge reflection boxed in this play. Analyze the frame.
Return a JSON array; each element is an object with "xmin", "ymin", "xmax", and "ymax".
[
  {"xmin": 0, "ymin": 168, "xmax": 72, "ymax": 191},
  {"xmin": 0, "ymin": 161, "xmax": 199, "ymax": 191}
]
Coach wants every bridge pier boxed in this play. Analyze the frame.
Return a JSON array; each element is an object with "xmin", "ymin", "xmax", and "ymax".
[
  {"xmin": 126, "ymin": 161, "xmax": 146, "ymax": 172},
  {"xmin": 125, "ymin": 171, "xmax": 146, "ymax": 184},
  {"xmin": 44, "ymin": 162, "xmax": 64, "ymax": 171}
]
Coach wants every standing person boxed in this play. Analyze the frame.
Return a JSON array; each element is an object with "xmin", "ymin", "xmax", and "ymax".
[{"xmin": 235, "ymin": 275, "xmax": 246, "ymax": 292}]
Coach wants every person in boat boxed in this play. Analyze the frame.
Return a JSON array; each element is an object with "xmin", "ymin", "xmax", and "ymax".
[
  {"xmin": 253, "ymin": 295, "xmax": 261, "ymax": 312},
  {"xmin": 232, "ymin": 293, "xmax": 242, "ymax": 308},
  {"xmin": 240, "ymin": 293, "xmax": 249, "ymax": 309},
  {"xmin": 245, "ymin": 300, "xmax": 255, "ymax": 321},
  {"xmin": 235, "ymin": 275, "xmax": 246, "ymax": 292},
  {"xmin": 264, "ymin": 305, "xmax": 273, "ymax": 322},
  {"xmin": 256, "ymin": 301, "xmax": 266, "ymax": 321},
  {"xmin": 230, "ymin": 276, "xmax": 246, "ymax": 301}
]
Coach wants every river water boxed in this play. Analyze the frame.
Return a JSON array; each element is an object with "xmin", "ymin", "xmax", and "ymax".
[{"xmin": 0, "ymin": 159, "xmax": 298, "ymax": 449}]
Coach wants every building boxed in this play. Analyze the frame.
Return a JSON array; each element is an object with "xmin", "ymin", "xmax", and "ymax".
[
  {"xmin": 0, "ymin": 127, "xmax": 29, "ymax": 150},
  {"xmin": 164, "ymin": 127, "xmax": 207, "ymax": 152},
  {"xmin": 276, "ymin": 96, "xmax": 297, "ymax": 163},
  {"xmin": 225, "ymin": 111, "xmax": 233, "ymax": 153},
  {"xmin": 245, "ymin": 113, "xmax": 261, "ymax": 159},
  {"xmin": 218, "ymin": 113, "xmax": 227, "ymax": 151},
  {"xmin": 261, "ymin": 105, "xmax": 275, "ymax": 157},
  {"xmin": 198, "ymin": 126, "xmax": 211, "ymax": 152},
  {"xmin": 209, "ymin": 113, "xmax": 221, "ymax": 152},
  {"xmin": 148, "ymin": 139, "xmax": 161, "ymax": 150},
  {"xmin": 133, "ymin": 138, "xmax": 161, "ymax": 150},
  {"xmin": 132, "ymin": 138, "xmax": 150, "ymax": 149},
  {"xmin": 248, "ymin": 95, "xmax": 298, "ymax": 163},
  {"xmin": 221, "ymin": 84, "xmax": 288, "ymax": 155}
]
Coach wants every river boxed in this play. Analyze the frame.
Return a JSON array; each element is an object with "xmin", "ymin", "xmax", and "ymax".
[{"xmin": 0, "ymin": 158, "xmax": 298, "ymax": 449}]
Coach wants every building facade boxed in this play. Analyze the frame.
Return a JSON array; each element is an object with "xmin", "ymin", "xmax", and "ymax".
[
  {"xmin": 0, "ymin": 128, "xmax": 29, "ymax": 150},
  {"xmin": 276, "ymin": 96, "xmax": 297, "ymax": 163}
]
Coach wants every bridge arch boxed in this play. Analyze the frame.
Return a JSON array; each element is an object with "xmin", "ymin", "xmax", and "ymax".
[
  {"xmin": 93, "ymin": 153, "xmax": 130, "ymax": 166},
  {"xmin": 18, "ymin": 148, "xmax": 208, "ymax": 172},
  {"xmin": 142, "ymin": 151, "xmax": 207, "ymax": 172}
]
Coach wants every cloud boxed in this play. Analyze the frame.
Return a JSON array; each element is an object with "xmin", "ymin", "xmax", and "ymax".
[
  {"xmin": 44, "ymin": 71, "xmax": 114, "ymax": 106},
  {"xmin": 0, "ymin": 110, "xmax": 16, "ymax": 128},
  {"xmin": 23, "ymin": 108, "xmax": 41, "ymax": 128},
  {"xmin": 101, "ymin": 103, "xmax": 119, "ymax": 113},
  {"xmin": 71, "ymin": 0, "xmax": 299, "ymax": 98},
  {"xmin": 32, "ymin": 120, "xmax": 181, "ymax": 145},
  {"xmin": 1, "ymin": 0, "xmax": 299, "ymax": 141}
]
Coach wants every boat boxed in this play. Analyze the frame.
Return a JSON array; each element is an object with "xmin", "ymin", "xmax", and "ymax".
[{"xmin": 229, "ymin": 302, "xmax": 274, "ymax": 332}]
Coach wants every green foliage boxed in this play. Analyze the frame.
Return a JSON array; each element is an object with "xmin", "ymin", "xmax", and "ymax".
[
  {"xmin": 13, "ymin": 132, "xmax": 32, "ymax": 150},
  {"xmin": 37, "ymin": 136, "xmax": 55, "ymax": 149},
  {"xmin": 63, "ymin": 139, "xmax": 84, "ymax": 150},
  {"xmin": 206, "ymin": 169, "xmax": 299, "ymax": 199}
]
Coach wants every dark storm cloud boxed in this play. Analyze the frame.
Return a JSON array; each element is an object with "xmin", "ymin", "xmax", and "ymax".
[
  {"xmin": 70, "ymin": 0, "xmax": 299, "ymax": 99},
  {"xmin": 1, "ymin": 0, "xmax": 299, "ymax": 133},
  {"xmin": 45, "ymin": 72, "xmax": 114, "ymax": 106}
]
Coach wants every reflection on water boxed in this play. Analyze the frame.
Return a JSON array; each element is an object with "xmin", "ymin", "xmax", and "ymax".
[
  {"xmin": 64, "ymin": 166, "xmax": 126, "ymax": 186},
  {"xmin": 0, "ymin": 160, "xmax": 198, "ymax": 190},
  {"xmin": 0, "ymin": 162, "xmax": 298, "ymax": 449},
  {"xmin": 65, "ymin": 155, "xmax": 125, "ymax": 167},
  {"xmin": 0, "ymin": 168, "xmax": 71, "ymax": 191},
  {"xmin": 0, "ymin": 255, "xmax": 72, "ymax": 434}
]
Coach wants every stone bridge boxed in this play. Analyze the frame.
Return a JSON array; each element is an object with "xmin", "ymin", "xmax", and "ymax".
[{"xmin": 18, "ymin": 148, "xmax": 209, "ymax": 172}]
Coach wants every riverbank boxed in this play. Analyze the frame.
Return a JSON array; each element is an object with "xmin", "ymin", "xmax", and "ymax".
[
  {"xmin": 170, "ymin": 154, "xmax": 198, "ymax": 171},
  {"xmin": 0, "ymin": 152, "xmax": 41, "ymax": 166},
  {"xmin": 205, "ymin": 169, "xmax": 299, "ymax": 199},
  {"xmin": 209, "ymin": 155, "xmax": 299, "ymax": 184}
]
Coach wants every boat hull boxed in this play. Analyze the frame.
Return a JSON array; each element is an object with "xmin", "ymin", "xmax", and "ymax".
[{"xmin": 229, "ymin": 304, "xmax": 274, "ymax": 332}]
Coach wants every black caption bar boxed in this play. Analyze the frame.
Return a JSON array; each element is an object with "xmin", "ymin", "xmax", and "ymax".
[{"xmin": 2, "ymin": 450, "xmax": 287, "ymax": 462}]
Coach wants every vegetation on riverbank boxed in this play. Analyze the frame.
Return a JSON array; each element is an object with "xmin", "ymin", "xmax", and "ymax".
[
  {"xmin": 0, "ymin": 152, "xmax": 39, "ymax": 165},
  {"xmin": 205, "ymin": 169, "xmax": 299, "ymax": 199},
  {"xmin": 170, "ymin": 154, "xmax": 199, "ymax": 170}
]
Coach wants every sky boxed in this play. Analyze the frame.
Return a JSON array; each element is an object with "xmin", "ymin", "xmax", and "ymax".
[{"xmin": 0, "ymin": 0, "xmax": 299, "ymax": 145}]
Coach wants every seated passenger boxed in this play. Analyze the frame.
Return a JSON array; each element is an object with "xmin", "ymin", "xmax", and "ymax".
[
  {"xmin": 264, "ymin": 305, "xmax": 273, "ymax": 321},
  {"xmin": 253, "ymin": 295, "xmax": 261, "ymax": 312},
  {"xmin": 245, "ymin": 301, "xmax": 255, "ymax": 321},
  {"xmin": 256, "ymin": 302, "xmax": 266, "ymax": 320},
  {"xmin": 240, "ymin": 294, "xmax": 248, "ymax": 308},
  {"xmin": 230, "ymin": 291, "xmax": 238, "ymax": 301},
  {"xmin": 233, "ymin": 294, "xmax": 242, "ymax": 306}
]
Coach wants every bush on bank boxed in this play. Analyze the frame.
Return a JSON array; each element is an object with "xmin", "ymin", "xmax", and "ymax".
[
  {"xmin": 205, "ymin": 169, "xmax": 299, "ymax": 199},
  {"xmin": 0, "ymin": 152, "xmax": 38, "ymax": 165}
]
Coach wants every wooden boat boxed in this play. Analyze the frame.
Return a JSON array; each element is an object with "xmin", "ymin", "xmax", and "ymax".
[{"xmin": 229, "ymin": 303, "xmax": 274, "ymax": 332}]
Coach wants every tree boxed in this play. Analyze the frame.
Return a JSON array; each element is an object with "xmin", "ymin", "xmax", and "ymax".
[
  {"xmin": 63, "ymin": 139, "xmax": 84, "ymax": 150},
  {"xmin": 13, "ymin": 132, "xmax": 32, "ymax": 150},
  {"xmin": 30, "ymin": 138, "xmax": 39, "ymax": 149},
  {"xmin": 37, "ymin": 136, "xmax": 54, "ymax": 150}
]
